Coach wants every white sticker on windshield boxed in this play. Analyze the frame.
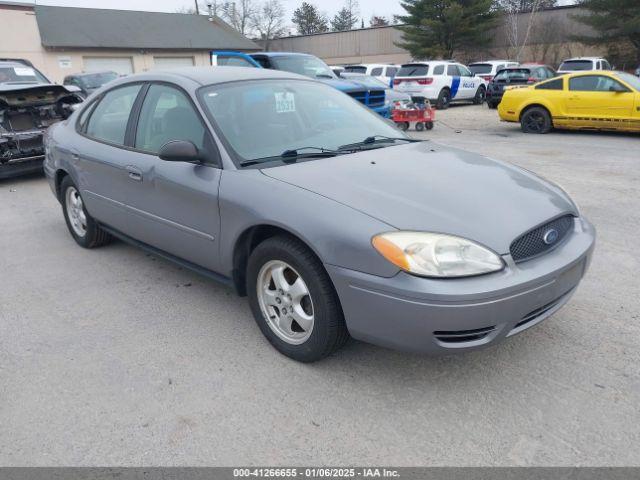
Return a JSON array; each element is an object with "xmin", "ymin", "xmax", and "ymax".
[
  {"xmin": 14, "ymin": 67, "xmax": 36, "ymax": 77},
  {"xmin": 274, "ymin": 92, "xmax": 295, "ymax": 113}
]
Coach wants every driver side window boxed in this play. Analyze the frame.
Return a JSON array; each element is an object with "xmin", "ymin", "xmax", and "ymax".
[
  {"xmin": 134, "ymin": 84, "xmax": 205, "ymax": 154},
  {"xmin": 569, "ymin": 75, "xmax": 628, "ymax": 92}
]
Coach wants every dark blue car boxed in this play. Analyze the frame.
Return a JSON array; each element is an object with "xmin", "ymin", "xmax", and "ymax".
[{"xmin": 211, "ymin": 51, "xmax": 390, "ymax": 118}]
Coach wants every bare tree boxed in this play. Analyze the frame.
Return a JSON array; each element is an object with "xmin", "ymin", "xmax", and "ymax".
[
  {"xmin": 252, "ymin": 0, "xmax": 287, "ymax": 50},
  {"xmin": 501, "ymin": 0, "xmax": 544, "ymax": 62},
  {"xmin": 221, "ymin": 0, "xmax": 258, "ymax": 36}
]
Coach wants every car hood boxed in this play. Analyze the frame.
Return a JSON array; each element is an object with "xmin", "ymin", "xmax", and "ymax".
[
  {"xmin": 318, "ymin": 78, "xmax": 369, "ymax": 93},
  {"xmin": 261, "ymin": 142, "xmax": 577, "ymax": 255},
  {"xmin": 0, "ymin": 83, "xmax": 81, "ymax": 107}
]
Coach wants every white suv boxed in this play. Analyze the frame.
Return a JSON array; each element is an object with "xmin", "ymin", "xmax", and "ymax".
[
  {"xmin": 344, "ymin": 64, "xmax": 400, "ymax": 86},
  {"xmin": 468, "ymin": 60, "xmax": 519, "ymax": 83},
  {"xmin": 393, "ymin": 61, "xmax": 486, "ymax": 109},
  {"xmin": 558, "ymin": 57, "xmax": 611, "ymax": 74}
]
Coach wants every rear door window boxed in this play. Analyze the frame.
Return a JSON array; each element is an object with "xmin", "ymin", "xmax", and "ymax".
[
  {"xmin": 447, "ymin": 65, "xmax": 458, "ymax": 76},
  {"xmin": 85, "ymin": 84, "xmax": 142, "ymax": 145},
  {"xmin": 371, "ymin": 67, "xmax": 383, "ymax": 76},
  {"xmin": 397, "ymin": 65, "xmax": 429, "ymax": 77}
]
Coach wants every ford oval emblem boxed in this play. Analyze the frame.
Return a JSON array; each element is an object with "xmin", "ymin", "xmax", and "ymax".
[{"xmin": 543, "ymin": 228, "xmax": 559, "ymax": 245}]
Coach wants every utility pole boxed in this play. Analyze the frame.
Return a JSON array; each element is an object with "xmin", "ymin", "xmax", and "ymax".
[{"xmin": 194, "ymin": 0, "xmax": 200, "ymax": 15}]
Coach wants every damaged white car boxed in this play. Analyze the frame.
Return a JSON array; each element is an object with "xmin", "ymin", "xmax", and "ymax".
[{"xmin": 1, "ymin": 59, "xmax": 82, "ymax": 179}]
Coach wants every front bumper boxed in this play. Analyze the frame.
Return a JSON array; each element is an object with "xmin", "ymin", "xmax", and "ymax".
[
  {"xmin": 0, "ymin": 156, "xmax": 44, "ymax": 179},
  {"xmin": 327, "ymin": 217, "xmax": 595, "ymax": 354}
]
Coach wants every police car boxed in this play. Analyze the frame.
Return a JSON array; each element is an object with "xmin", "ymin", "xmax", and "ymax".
[{"xmin": 393, "ymin": 61, "xmax": 486, "ymax": 109}]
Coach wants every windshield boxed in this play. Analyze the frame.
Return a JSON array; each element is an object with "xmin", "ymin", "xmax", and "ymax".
[
  {"xmin": 269, "ymin": 55, "xmax": 336, "ymax": 79},
  {"xmin": 494, "ymin": 69, "xmax": 531, "ymax": 82},
  {"xmin": 559, "ymin": 60, "xmax": 594, "ymax": 71},
  {"xmin": 0, "ymin": 65, "xmax": 49, "ymax": 84},
  {"xmin": 469, "ymin": 64, "xmax": 493, "ymax": 74},
  {"xmin": 199, "ymin": 80, "xmax": 404, "ymax": 166},
  {"xmin": 78, "ymin": 72, "xmax": 118, "ymax": 89},
  {"xmin": 616, "ymin": 72, "xmax": 640, "ymax": 91}
]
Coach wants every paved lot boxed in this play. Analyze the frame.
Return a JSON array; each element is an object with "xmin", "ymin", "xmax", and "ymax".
[{"xmin": 1, "ymin": 105, "xmax": 639, "ymax": 466}]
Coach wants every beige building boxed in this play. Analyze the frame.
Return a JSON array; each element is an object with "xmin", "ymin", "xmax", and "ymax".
[
  {"xmin": 0, "ymin": 1, "xmax": 259, "ymax": 83},
  {"xmin": 267, "ymin": 6, "xmax": 604, "ymax": 67}
]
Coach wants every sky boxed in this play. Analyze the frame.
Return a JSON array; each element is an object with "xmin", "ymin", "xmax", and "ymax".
[{"xmin": 12, "ymin": 0, "xmax": 404, "ymax": 33}]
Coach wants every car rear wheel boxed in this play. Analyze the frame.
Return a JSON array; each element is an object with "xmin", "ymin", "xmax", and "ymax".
[
  {"xmin": 247, "ymin": 235, "xmax": 349, "ymax": 362},
  {"xmin": 436, "ymin": 89, "xmax": 450, "ymax": 109},
  {"xmin": 473, "ymin": 86, "xmax": 486, "ymax": 105},
  {"xmin": 61, "ymin": 176, "xmax": 112, "ymax": 248},
  {"xmin": 520, "ymin": 107, "xmax": 552, "ymax": 134},
  {"xmin": 415, "ymin": 122, "xmax": 425, "ymax": 131}
]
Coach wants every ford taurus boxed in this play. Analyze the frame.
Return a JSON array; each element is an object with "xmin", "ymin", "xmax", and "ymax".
[{"xmin": 44, "ymin": 68, "xmax": 595, "ymax": 362}]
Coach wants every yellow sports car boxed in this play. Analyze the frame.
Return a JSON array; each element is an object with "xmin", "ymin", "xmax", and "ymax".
[{"xmin": 498, "ymin": 71, "xmax": 640, "ymax": 133}]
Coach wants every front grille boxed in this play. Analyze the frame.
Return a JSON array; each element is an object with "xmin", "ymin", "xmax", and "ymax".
[
  {"xmin": 434, "ymin": 326, "xmax": 496, "ymax": 344},
  {"xmin": 510, "ymin": 215, "xmax": 574, "ymax": 263},
  {"xmin": 347, "ymin": 89, "xmax": 386, "ymax": 108}
]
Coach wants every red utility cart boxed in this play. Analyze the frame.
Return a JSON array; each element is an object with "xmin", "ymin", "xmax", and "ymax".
[{"xmin": 392, "ymin": 103, "xmax": 435, "ymax": 132}]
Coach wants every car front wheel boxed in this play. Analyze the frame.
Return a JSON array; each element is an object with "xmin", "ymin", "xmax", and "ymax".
[
  {"xmin": 60, "ymin": 176, "xmax": 112, "ymax": 248},
  {"xmin": 247, "ymin": 235, "xmax": 349, "ymax": 362},
  {"xmin": 520, "ymin": 107, "xmax": 552, "ymax": 134},
  {"xmin": 473, "ymin": 86, "xmax": 486, "ymax": 104}
]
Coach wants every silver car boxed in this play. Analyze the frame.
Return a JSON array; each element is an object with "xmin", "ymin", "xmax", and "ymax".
[{"xmin": 44, "ymin": 68, "xmax": 595, "ymax": 362}]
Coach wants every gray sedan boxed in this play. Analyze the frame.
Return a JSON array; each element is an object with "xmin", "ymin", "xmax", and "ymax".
[{"xmin": 44, "ymin": 67, "xmax": 595, "ymax": 362}]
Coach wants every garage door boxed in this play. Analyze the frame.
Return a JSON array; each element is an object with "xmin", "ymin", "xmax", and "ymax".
[
  {"xmin": 83, "ymin": 57, "xmax": 133, "ymax": 75},
  {"xmin": 153, "ymin": 57, "xmax": 195, "ymax": 69}
]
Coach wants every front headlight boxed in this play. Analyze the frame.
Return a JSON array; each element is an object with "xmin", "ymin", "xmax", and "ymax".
[{"xmin": 372, "ymin": 232, "xmax": 504, "ymax": 278}]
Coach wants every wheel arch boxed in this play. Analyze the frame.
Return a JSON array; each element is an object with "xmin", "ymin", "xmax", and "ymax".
[
  {"xmin": 231, "ymin": 223, "xmax": 325, "ymax": 297},
  {"xmin": 519, "ymin": 102, "xmax": 553, "ymax": 121},
  {"xmin": 54, "ymin": 168, "xmax": 70, "ymax": 201}
]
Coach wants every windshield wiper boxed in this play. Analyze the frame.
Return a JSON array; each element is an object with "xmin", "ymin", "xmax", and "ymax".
[
  {"xmin": 240, "ymin": 147, "xmax": 341, "ymax": 167},
  {"xmin": 338, "ymin": 135, "xmax": 422, "ymax": 152}
]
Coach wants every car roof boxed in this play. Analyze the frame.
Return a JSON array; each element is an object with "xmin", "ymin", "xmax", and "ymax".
[
  {"xmin": 470, "ymin": 60, "xmax": 516, "ymax": 65},
  {"xmin": 0, "ymin": 60, "xmax": 28, "ymax": 68},
  {"xmin": 252, "ymin": 52, "xmax": 313, "ymax": 58},
  {"xmin": 562, "ymin": 57, "xmax": 604, "ymax": 61},
  {"xmin": 105, "ymin": 66, "xmax": 307, "ymax": 88}
]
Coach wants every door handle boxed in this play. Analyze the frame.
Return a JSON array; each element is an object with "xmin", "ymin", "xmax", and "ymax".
[{"xmin": 126, "ymin": 165, "xmax": 143, "ymax": 182}]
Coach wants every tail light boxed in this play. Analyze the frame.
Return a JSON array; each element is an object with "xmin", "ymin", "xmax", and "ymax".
[
  {"xmin": 417, "ymin": 78, "xmax": 433, "ymax": 85},
  {"xmin": 393, "ymin": 78, "xmax": 403, "ymax": 85},
  {"xmin": 527, "ymin": 77, "xmax": 537, "ymax": 83},
  {"xmin": 481, "ymin": 75, "xmax": 493, "ymax": 82}
]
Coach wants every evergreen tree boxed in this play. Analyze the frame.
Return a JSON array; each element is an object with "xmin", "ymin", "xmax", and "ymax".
[
  {"xmin": 396, "ymin": 0, "xmax": 498, "ymax": 59},
  {"xmin": 330, "ymin": 0, "xmax": 360, "ymax": 31},
  {"xmin": 573, "ymin": 0, "xmax": 640, "ymax": 63},
  {"xmin": 292, "ymin": 2, "xmax": 329, "ymax": 35},
  {"xmin": 370, "ymin": 16, "xmax": 390, "ymax": 27}
]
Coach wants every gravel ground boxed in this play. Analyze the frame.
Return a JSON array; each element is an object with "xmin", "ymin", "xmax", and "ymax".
[{"xmin": 1, "ymin": 104, "xmax": 639, "ymax": 466}]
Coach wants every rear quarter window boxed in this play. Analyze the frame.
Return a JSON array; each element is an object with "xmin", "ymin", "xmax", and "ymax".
[{"xmin": 536, "ymin": 78, "xmax": 563, "ymax": 90}]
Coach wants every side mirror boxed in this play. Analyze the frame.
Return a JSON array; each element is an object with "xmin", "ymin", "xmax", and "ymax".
[{"xmin": 159, "ymin": 140, "xmax": 202, "ymax": 163}]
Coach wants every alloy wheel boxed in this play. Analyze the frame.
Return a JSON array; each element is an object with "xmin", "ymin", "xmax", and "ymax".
[
  {"xmin": 65, "ymin": 186, "xmax": 87, "ymax": 237},
  {"xmin": 256, "ymin": 260, "xmax": 314, "ymax": 345}
]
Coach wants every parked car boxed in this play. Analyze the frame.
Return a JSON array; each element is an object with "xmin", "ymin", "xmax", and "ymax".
[
  {"xmin": 498, "ymin": 71, "xmax": 640, "ymax": 134},
  {"xmin": 486, "ymin": 64, "xmax": 557, "ymax": 108},
  {"xmin": 330, "ymin": 65, "xmax": 345, "ymax": 77},
  {"xmin": 0, "ymin": 59, "xmax": 82, "ymax": 179},
  {"xmin": 468, "ymin": 60, "xmax": 519, "ymax": 83},
  {"xmin": 212, "ymin": 51, "xmax": 390, "ymax": 118},
  {"xmin": 393, "ymin": 61, "xmax": 486, "ymax": 109},
  {"xmin": 44, "ymin": 67, "xmax": 594, "ymax": 362},
  {"xmin": 558, "ymin": 57, "xmax": 611, "ymax": 74},
  {"xmin": 635, "ymin": 65, "xmax": 640, "ymax": 77},
  {"xmin": 343, "ymin": 64, "xmax": 400, "ymax": 86},
  {"xmin": 339, "ymin": 71, "xmax": 412, "ymax": 108},
  {"xmin": 63, "ymin": 71, "xmax": 118, "ymax": 98}
]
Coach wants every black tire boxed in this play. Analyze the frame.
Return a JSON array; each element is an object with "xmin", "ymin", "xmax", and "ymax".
[
  {"xmin": 247, "ymin": 235, "xmax": 349, "ymax": 362},
  {"xmin": 425, "ymin": 121, "xmax": 434, "ymax": 130},
  {"xmin": 473, "ymin": 86, "xmax": 486, "ymax": 105},
  {"xmin": 415, "ymin": 122, "xmax": 425, "ymax": 132},
  {"xmin": 436, "ymin": 89, "xmax": 450, "ymax": 109},
  {"xmin": 60, "ymin": 176, "xmax": 112, "ymax": 248},
  {"xmin": 520, "ymin": 106, "xmax": 552, "ymax": 134},
  {"xmin": 398, "ymin": 122, "xmax": 409, "ymax": 131}
]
